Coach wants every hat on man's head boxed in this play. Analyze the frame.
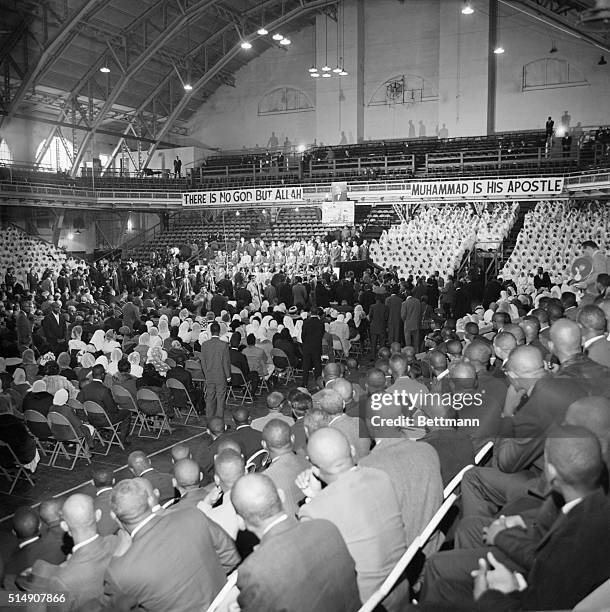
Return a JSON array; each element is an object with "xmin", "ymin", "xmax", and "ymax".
[{"xmin": 31, "ymin": 380, "xmax": 47, "ymax": 393}]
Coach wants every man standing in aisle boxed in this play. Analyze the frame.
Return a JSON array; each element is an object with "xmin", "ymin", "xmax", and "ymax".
[
  {"xmin": 200, "ymin": 322, "xmax": 231, "ymax": 420},
  {"xmin": 301, "ymin": 308, "xmax": 325, "ymax": 388}
]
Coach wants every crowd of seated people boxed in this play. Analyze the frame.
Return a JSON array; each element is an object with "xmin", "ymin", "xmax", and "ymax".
[
  {"xmin": 1, "ymin": 208, "xmax": 610, "ymax": 609},
  {"xmin": 369, "ymin": 202, "xmax": 517, "ymax": 280},
  {"xmin": 500, "ymin": 200, "xmax": 610, "ymax": 293}
]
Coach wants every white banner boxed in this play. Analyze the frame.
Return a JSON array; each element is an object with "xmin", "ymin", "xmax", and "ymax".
[
  {"xmin": 182, "ymin": 186, "xmax": 303, "ymax": 207},
  {"xmin": 401, "ymin": 177, "xmax": 564, "ymax": 199},
  {"xmin": 321, "ymin": 201, "xmax": 355, "ymax": 225}
]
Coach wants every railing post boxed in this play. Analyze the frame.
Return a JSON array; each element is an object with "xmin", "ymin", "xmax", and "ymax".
[
  {"xmin": 357, "ymin": 157, "xmax": 361, "ymax": 173},
  {"xmin": 537, "ymin": 148, "xmax": 541, "ymax": 168},
  {"xmin": 460, "ymin": 151, "xmax": 464, "ymax": 170},
  {"xmin": 384, "ymin": 156, "xmax": 388, "ymax": 173}
]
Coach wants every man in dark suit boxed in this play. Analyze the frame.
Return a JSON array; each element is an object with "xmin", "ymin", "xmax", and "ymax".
[
  {"xmin": 301, "ymin": 308, "xmax": 325, "ymax": 387},
  {"xmin": 474, "ymin": 427, "xmax": 610, "ymax": 611},
  {"xmin": 15, "ymin": 301, "xmax": 33, "ymax": 353},
  {"xmin": 463, "ymin": 341, "xmax": 508, "ymax": 407},
  {"xmin": 229, "ymin": 332, "xmax": 259, "ymax": 391},
  {"xmin": 77, "ymin": 364, "xmax": 130, "ymax": 442},
  {"xmin": 232, "ymin": 473, "xmax": 361, "ymax": 612},
  {"xmin": 261, "ymin": 419, "xmax": 310, "ymax": 517},
  {"xmin": 533, "ymin": 266, "xmax": 552, "ymax": 291},
  {"xmin": 200, "ymin": 321, "xmax": 231, "ymax": 419},
  {"xmin": 121, "ymin": 296, "xmax": 140, "ymax": 330},
  {"xmin": 385, "ymin": 290, "xmax": 404, "ymax": 345},
  {"xmin": 102, "ymin": 478, "xmax": 239, "ymax": 611},
  {"xmin": 127, "ymin": 451, "xmax": 175, "ymax": 504},
  {"xmin": 91, "ymin": 468, "xmax": 119, "ymax": 536},
  {"xmin": 42, "ymin": 301, "xmax": 68, "ymax": 355},
  {"xmin": 578, "ymin": 305, "xmax": 610, "ymax": 367},
  {"xmin": 401, "ymin": 293, "xmax": 421, "ymax": 351},
  {"xmin": 229, "ymin": 407, "xmax": 262, "ymax": 460},
  {"xmin": 166, "ymin": 355, "xmax": 197, "ymax": 412}
]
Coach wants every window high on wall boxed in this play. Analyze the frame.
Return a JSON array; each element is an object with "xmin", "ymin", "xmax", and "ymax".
[
  {"xmin": 36, "ymin": 136, "xmax": 74, "ymax": 171},
  {"xmin": 0, "ymin": 139, "xmax": 12, "ymax": 164},
  {"xmin": 522, "ymin": 58, "xmax": 588, "ymax": 91}
]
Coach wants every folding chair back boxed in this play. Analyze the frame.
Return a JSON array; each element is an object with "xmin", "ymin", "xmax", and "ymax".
[
  {"xmin": 165, "ymin": 358, "xmax": 176, "ymax": 369},
  {"xmin": 48, "ymin": 411, "xmax": 91, "ymax": 470},
  {"xmin": 165, "ymin": 378, "xmax": 198, "ymax": 423},
  {"xmin": 23, "ymin": 410, "xmax": 53, "ymax": 441},
  {"xmin": 67, "ymin": 398, "xmax": 87, "ymax": 422},
  {"xmin": 83, "ymin": 400, "xmax": 112, "ymax": 428},
  {"xmin": 136, "ymin": 388, "xmax": 164, "ymax": 416},
  {"xmin": 48, "ymin": 411, "xmax": 81, "ymax": 443},
  {"xmin": 270, "ymin": 348, "xmax": 291, "ymax": 370},
  {"xmin": 245, "ymin": 449, "xmax": 270, "ymax": 473},
  {"xmin": 112, "ymin": 385, "xmax": 139, "ymax": 413},
  {"xmin": 0, "ymin": 440, "xmax": 35, "ymax": 494}
]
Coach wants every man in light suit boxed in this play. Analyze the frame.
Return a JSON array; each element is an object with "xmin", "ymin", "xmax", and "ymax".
[
  {"xmin": 199, "ymin": 321, "xmax": 231, "ymax": 419},
  {"xmin": 261, "ymin": 419, "xmax": 310, "ymax": 517},
  {"xmin": 232, "ymin": 473, "xmax": 361, "ymax": 612},
  {"xmin": 297, "ymin": 428, "xmax": 409, "ymax": 611},
  {"xmin": 103, "ymin": 478, "xmax": 239, "ymax": 611},
  {"xmin": 42, "ymin": 301, "xmax": 68, "ymax": 355},
  {"xmin": 401, "ymin": 293, "xmax": 421, "ymax": 352},
  {"xmin": 578, "ymin": 305, "xmax": 610, "ymax": 367}
]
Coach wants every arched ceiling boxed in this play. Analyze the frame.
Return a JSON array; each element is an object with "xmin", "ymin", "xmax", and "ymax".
[{"xmin": 0, "ymin": 0, "xmax": 337, "ymax": 174}]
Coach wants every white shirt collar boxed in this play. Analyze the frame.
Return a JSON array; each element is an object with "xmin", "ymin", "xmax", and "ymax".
[
  {"xmin": 436, "ymin": 369, "xmax": 449, "ymax": 380},
  {"xmin": 96, "ymin": 487, "xmax": 113, "ymax": 496},
  {"xmin": 236, "ymin": 424, "xmax": 250, "ymax": 430},
  {"xmin": 140, "ymin": 467, "xmax": 154, "ymax": 476},
  {"xmin": 72, "ymin": 533, "xmax": 99, "ymax": 553},
  {"xmin": 562, "ymin": 497, "xmax": 583, "ymax": 515},
  {"xmin": 583, "ymin": 335, "xmax": 606, "ymax": 349},
  {"xmin": 19, "ymin": 536, "xmax": 40, "ymax": 549},
  {"xmin": 261, "ymin": 513, "xmax": 288, "ymax": 537},
  {"xmin": 329, "ymin": 414, "xmax": 345, "ymax": 426},
  {"xmin": 130, "ymin": 512, "xmax": 156, "ymax": 539}
]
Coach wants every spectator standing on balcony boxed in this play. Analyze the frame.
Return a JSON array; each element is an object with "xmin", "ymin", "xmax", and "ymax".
[
  {"xmin": 545, "ymin": 116, "xmax": 554, "ymax": 139},
  {"xmin": 173, "ymin": 156, "xmax": 182, "ymax": 178},
  {"xmin": 562, "ymin": 131, "xmax": 573, "ymax": 158}
]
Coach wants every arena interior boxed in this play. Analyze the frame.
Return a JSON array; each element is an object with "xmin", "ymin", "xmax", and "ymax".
[{"xmin": 1, "ymin": 0, "xmax": 610, "ymax": 609}]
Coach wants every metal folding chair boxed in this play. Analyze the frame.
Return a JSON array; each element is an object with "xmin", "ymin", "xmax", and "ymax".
[
  {"xmin": 0, "ymin": 440, "xmax": 35, "ymax": 494},
  {"xmin": 270, "ymin": 348, "xmax": 296, "ymax": 384},
  {"xmin": 23, "ymin": 410, "xmax": 57, "ymax": 465},
  {"xmin": 245, "ymin": 448, "xmax": 270, "ymax": 473},
  {"xmin": 83, "ymin": 400, "xmax": 125, "ymax": 455},
  {"xmin": 226, "ymin": 366, "xmax": 254, "ymax": 406},
  {"xmin": 136, "ymin": 389, "xmax": 173, "ymax": 439},
  {"xmin": 165, "ymin": 378, "xmax": 199, "ymax": 424},
  {"xmin": 112, "ymin": 385, "xmax": 148, "ymax": 436},
  {"xmin": 47, "ymin": 411, "xmax": 91, "ymax": 471}
]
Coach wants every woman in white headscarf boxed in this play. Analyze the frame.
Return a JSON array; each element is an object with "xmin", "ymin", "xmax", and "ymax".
[
  {"xmin": 353, "ymin": 305, "xmax": 365, "ymax": 329},
  {"xmin": 146, "ymin": 345, "xmax": 169, "ymax": 376},
  {"xmin": 148, "ymin": 327, "xmax": 162, "ymax": 349},
  {"xmin": 258, "ymin": 315, "xmax": 272, "ymax": 341},
  {"xmin": 128, "ymin": 351, "xmax": 143, "ymax": 378},
  {"xmin": 293, "ymin": 319, "xmax": 303, "ymax": 344},
  {"xmin": 102, "ymin": 330, "xmax": 120, "ymax": 354},
  {"xmin": 190, "ymin": 322, "xmax": 202, "ymax": 345},
  {"xmin": 178, "ymin": 321, "xmax": 191, "ymax": 343},
  {"xmin": 283, "ymin": 315, "xmax": 296, "ymax": 339},
  {"xmin": 68, "ymin": 326, "xmax": 87, "ymax": 352},
  {"xmin": 158, "ymin": 316, "xmax": 170, "ymax": 341},
  {"xmin": 89, "ymin": 329, "xmax": 106, "ymax": 353},
  {"xmin": 107, "ymin": 348, "xmax": 123, "ymax": 376},
  {"xmin": 134, "ymin": 332, "xmax": 150, "ymax": 363}
]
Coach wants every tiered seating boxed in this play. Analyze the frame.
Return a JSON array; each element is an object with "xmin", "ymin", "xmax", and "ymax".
[
  {"xmin": 499, "ymin": 200, "xmax": 610, "ymax": 293},
  {"xmin": 0, "ymin": 225, "xmax": 77, "ymax": 280},
  {"xmin": 369, "ymin": 202, "xmax": 518, "ymax": 279},
  {"xmin": 260, "ymin": 208, "xmax": 341, "ymax": 243}
]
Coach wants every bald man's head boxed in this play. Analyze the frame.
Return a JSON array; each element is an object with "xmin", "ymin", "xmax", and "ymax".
[
  {"xmin": 215, "ymin": 437, "xmax": 243, "ymax": 456},
  {"xmin": 446, "ymin": 339, "xmax": 463, "ymax": 358},
  {"xmin": 171, "ymin": 444, "xmax": 191, "ymax": 462},
  {"xmin": 577, "ymin": 305, "xmax": 607, "ymax": 334},
  {"xmin": 173, "ymin": 459, "xmax": 201, "ymax": 489},
  {"xmin": 401, "ymin": 345, "xmax": 416, "ymax": 363},
  {"xmin": 231, "ymin": 474, "xmax": 283, "ymax": 533},
  {"xmin": 208, "ymin": 416, "xmax": 226, "ymax": 437},
  {"xmin": 545, "ymin": 425, "xmax": 603, "ymax": 493},
  {"xmin": 464, "ymin": 322, "xmax": 479, "ymax": 338},
  {"xmin": 111, "ymin": 479, "xmax": 151, "ymax": 529},
  {"xmin": 266, "ymin": 391, "xmax": 285, "ymax": 411},
  {"xmin": 565, "ymin": 397, "xmax": 610, "ymax": 456},
  {"xmin": 322, "ymin": 362, "xmax": 341, "ymax": 382},
  {"xmin": 519, "ymin": 316, "xmax": 541, "ymax": 343},
  {"xmin": 314, "ymin": 388, "xmax": 344, "ymax": 416},
  {"xmin": 39, "ymin": 498, "xmax": 64, "ymax": 527},
  {"xmin": 429, "ymin": 350, "xmax": 448, "ymax": 373},
  {"xmin": 503, "ymin": 324, "xmax": 525, "ymax": 346},
  {"xmin": 326, "ymin": 377, "xmax": 353, "ymax": 403},
  {"xmin": 92, "ymin": 467, "xmax": 114, "ymax": 488},
  {"xmin": 389, "ymin": 342, "xmax": 401, "ymax": 355},
  {"xmin": 493, "ymin": 331, "xmax": 517, "ymax": 361},
  {"xmin": 303, "ymin": 409, "xmax": 331, "ymax": 437},
  {"xmin": 127, "ymin": 450, "xmax": 151, "ymax": 476},
  {"xmin": 389, "ymin": 353, "xmax": 408, "ymax": 378},
  {"xmin": 13, "ymin": 507, "xmax": 40, "ymax": 539},
  {"xmin": 464, "ymin": 340, "xmax": 492, "ymax": 371},
  {"xmin": 136, "ymin": 477, "xmax": 160, "ymax": 510},
  {"xmin": 232, "ymin": 407, "xmax": 251, "ymax": 426},
  {"xmin": 549, "ymin": 319, "xmax": 582, "ymax": 362},
  {"xmin": 214, "ymin": 450, "xmax": 246, "ymax": 492},
  {"xmin": 365, "ymin": 368, "xmax": 386, "ymax": 394},
  {"xmin": 449, "ymin": 360, "xmax": 476, "ymax": 390},
  {"xmin": 60, "ymin": 494, "xmax": 97, "ymax": 539},
  {"xmin": 504, "ymin": 345, "xmax": 546, "ymax": 388},
  {"xmin": 307, "ymin": 428, "xmax": 354, "ymax": 482},
  {"xmin": 262, "ymin": 419, "xmax": 293, "ymax": 452},
  {"xmin": 378, "ymin": 346, "xmax": 391, "ymax": 361}
]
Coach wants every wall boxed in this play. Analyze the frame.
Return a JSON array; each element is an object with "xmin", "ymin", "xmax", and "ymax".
[
  {"xmin": 494, "ymin": 3, "xmax": 610, "ymax": 132},
  {"xmin": 188, "ymin": 0, "xmax": 610, "ymax": 148}
]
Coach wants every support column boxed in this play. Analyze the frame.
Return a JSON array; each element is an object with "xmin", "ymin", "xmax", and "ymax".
[{"xmin": 487, "ymin": 0, "xmax": 498, "ymax": 135}]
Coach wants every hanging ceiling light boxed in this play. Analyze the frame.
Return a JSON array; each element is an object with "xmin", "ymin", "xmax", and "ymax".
[
  {"xmin": 241, "ymin": 41, "xmax": 253, "ymax": 49},
  {"xmin": 257, "ymin": 26, "xmax": 268, "ymax": 35},
  {"xmin": 339, "ymin": 68, "xmax": 348, "ymax": 76},
  {"xmin": 461, "ymin": 2, "xmax": 474, "ymax": 15},
  {"xmin": 494, "ymin": 46, "xmax": 505, "ymax": 54},
  {"xmin": 272, "ymin": 33, "xmax": 284, "ymax": 41},
  {"xmin": 308, "ymin": 65, "xmax": 318, "ymax": 73},
  {"xmin": 183, "ymin": 82, "xmax": 193, "ymax": 91},
  {"xmin": 322, "ymin": 64, "xmax": 331, "ymax": 71},
  {"xmin": 100, "ymin": 65, "xmax": 110, "ymax": 73},
  {"xmin": 333, "ymin": 66, "xmax": 342, "ymax": 73},
  {"xmin": 599, "ymin": 55, "xmax": 608, "ymax": 65},
  {"xmin": 311, "ymin": 71, "xmax": 320, "ymax": 78},
  {"xmin": 321, "ymin": 72, "xmax": 331, "ymax": 78},
  {"xmin": 279, "ymin": 38, "xmax": 291, "ymax": 45}
]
